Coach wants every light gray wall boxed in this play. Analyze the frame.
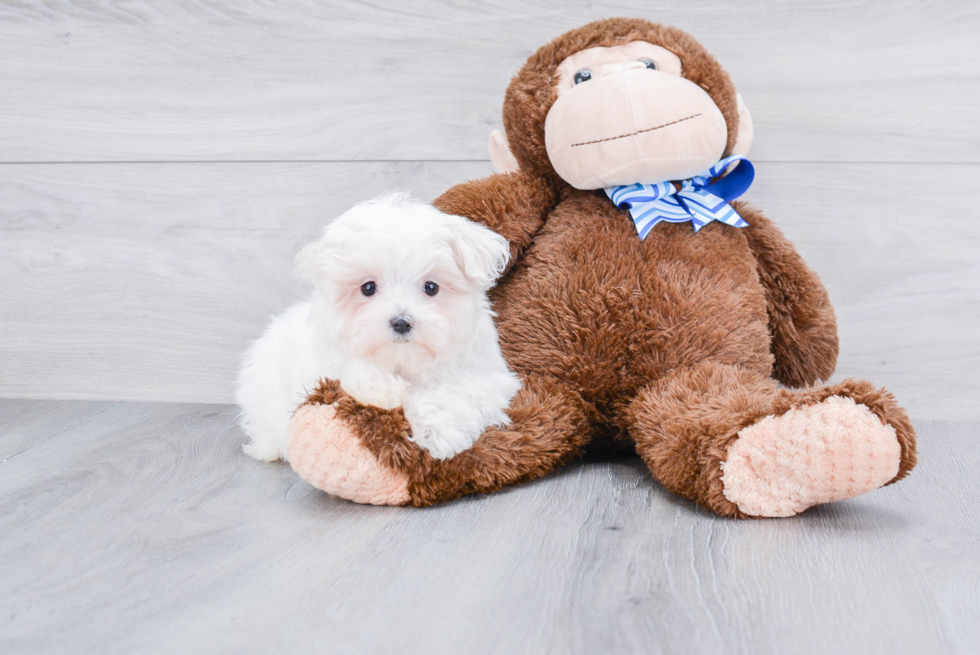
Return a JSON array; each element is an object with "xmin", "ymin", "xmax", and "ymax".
[{"xmin": 1, "ymin": 1, "xmax": 978, "ymax": 419}]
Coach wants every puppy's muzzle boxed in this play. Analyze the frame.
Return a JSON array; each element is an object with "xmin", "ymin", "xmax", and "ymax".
[{"xmin": 390, "ymin": 315, "xmax": 413, "ymax": 335}]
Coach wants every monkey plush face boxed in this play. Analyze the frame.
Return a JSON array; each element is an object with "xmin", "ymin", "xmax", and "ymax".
[
  {"xmin": 493, "ymin": 19, "xmax": 753, "ymax": 191},
  {"xmin": 545, "ymin": 42, "xmax": 728, "ymax": 189}
]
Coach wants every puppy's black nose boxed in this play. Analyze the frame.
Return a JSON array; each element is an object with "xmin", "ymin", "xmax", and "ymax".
[{"xmin": 390, "ymin": 316, "xmax": 413, "ymax": 335}]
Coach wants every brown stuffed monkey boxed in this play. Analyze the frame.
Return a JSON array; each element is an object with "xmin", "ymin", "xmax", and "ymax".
[{"xmin": 286, "ymin": 18, "xmax": 916, "ymax": 518}]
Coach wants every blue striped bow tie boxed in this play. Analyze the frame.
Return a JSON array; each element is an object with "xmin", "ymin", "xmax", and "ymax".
[{"xmin": 605, "ymin": 155, "xmax": 755, "ymax": 239}]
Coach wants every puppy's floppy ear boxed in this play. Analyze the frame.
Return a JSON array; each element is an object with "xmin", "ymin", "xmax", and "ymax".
[
  {"xmin": 443, "ymin": 214, "xmax": 510, "ymax": 289},
  {"xmin": 294, "ymin": 238, "xmax": 325, "ymax": 284},
  {"xmin": 294, "ymin": 212, "xmax": 359, "ymax": 284},
  {"xmin": 295, "ymin": 223, "xmax": 346, "ymax": 285}
]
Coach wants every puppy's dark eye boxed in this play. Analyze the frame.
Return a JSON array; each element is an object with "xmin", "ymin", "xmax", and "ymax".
[
  {"xmin": 640, "ymin": 59, "xmax": 657, "ymax": 70},
  {"xmin": 360, "ymin": 281, "xmax": 377, "ymax": 296},
  {"xmin": 423, "ymin": 281, "xmax": 439, "ymax": 296},
  {"xmin": 573, "ymin": 69, "xmax": 592, "ymax": 85}
]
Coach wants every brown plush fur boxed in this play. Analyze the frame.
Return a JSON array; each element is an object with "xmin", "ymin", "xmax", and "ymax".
[
  {"xmin": 295, "ymin": 18, "xmax": 916, "ymax": 515},
  {"xmin": 305, "ymin": 375, "xmax": 597, "ymax": 507}
]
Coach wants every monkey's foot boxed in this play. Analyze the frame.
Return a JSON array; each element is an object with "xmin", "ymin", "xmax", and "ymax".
[
  {"xmin": 288, "ymin": 402, "xmax": 410, "ymax": 506},
  {"xmin": 720, "ymin": 395, "xmax": 902, "ymax": 518}
]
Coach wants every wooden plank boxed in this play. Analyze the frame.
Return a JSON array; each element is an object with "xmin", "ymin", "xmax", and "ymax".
[
  {"xmin": 0, "ymin": 401, "xmax": 977, "ymax": 653},
  {"xmin": 0, "ymin": 0, "xmax": 977, "ymax": 163},
  {"xmin": 0, "ymin": 398, "xmax": 117, "ymax": 461},
  {"xmin": 1, "ymin": 161, "xmax": 976, "ymax": 418},
  {"xmin": 0, "ymin": 401, "xmax": 404, "ymax": 654},
  {"xmin": 0, "ymin": 160, "xmax": 491, "ymax": 404},
  {"xmin": 751, "ymin": 163, "xmax": 980, "ymax": 421}
]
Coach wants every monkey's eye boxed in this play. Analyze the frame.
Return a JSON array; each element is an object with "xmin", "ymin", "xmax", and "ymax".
[
  {"xmin": 640, "ymin": 59, "xmax": 657, "ymax": 70},
  {"xmin": 573, "ymin": 69, "xmax": 593, "ymax": 85},
  {"xmin": 360, "ymin": 281, "xmax": 377, "ymax": 297},
  {"xmin": 423, "ymin": 281, "xmax": 439, "ymax": 296}
]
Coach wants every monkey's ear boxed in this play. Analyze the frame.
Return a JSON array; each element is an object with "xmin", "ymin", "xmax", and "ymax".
[
  {"xmin": 489, "ymin": 129, "xmax": 521, "ymax": 174},
  {"xmin": 731, "ymin": 93, "xmax": 754, "ymax": 157}
]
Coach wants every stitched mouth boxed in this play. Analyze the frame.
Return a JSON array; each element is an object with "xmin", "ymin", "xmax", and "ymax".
[{"xmin": 571, "ymin": 113, "xmax": 702, "ymax": 147}]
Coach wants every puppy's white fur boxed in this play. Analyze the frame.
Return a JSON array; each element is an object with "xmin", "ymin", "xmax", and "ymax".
[{"xmin": 236, "ymin": 194, "xmax": 521, "ymax": 462}]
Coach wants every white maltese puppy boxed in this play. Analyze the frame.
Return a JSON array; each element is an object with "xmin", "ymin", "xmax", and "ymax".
[{"xmin": 236, "ymin": 194, "xmax": 521, "ymax": 462}]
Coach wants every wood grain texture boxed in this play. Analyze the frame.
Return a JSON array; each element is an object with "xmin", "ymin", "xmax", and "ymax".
[
  {"xmin": 2, "ymin": 161, "xmax": 977, "ymax": 419},
  {"xmin": 0, "ymin": 160, "xmax": 490, "ymax": 404},
  {"xmin": 0, "ymin": 399, "xmax": 116, "ymax": 461},
  {"xmin": 0, "ymin": 401, "xmax": 977, "ymax": 654},
  {"xmin": 0, "ymin": 0, "xmax": 978, "ymax": 163}
]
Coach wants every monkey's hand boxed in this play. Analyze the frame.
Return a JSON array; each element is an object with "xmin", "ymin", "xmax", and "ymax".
[{"xmin": 736, "ymin": 201, "xmax": 839, "ymax": 388}]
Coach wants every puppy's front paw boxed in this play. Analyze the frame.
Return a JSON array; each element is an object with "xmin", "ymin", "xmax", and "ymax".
[
  {"xmin": 403, "ymin": 394, "xmax": 484, "ymax": 460},
  {"xmin": 344, "ymin": 378, "xmax": 405, "ymax": 410},
  {"xmin": 340, "ymin": 361, "xmax": 406, "ymax": 410},
  {"xmin": 242, "ymin": 437, "xmax": 283, "ymax": 462}
]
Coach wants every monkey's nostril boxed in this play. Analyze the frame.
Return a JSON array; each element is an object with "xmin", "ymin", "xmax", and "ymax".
[{"xmin": 390, "ymin": 316, "xmax": 413, "ymax": 335}]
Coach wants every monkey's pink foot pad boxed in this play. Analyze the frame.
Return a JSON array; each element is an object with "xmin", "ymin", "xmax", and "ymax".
[
  {"xmin": 288, "ymin": 403, "xmax": 410, "ymax": 506},
  {"xmin": 721, "ymin": 395, "xmax": 901, "ymax": 518}
]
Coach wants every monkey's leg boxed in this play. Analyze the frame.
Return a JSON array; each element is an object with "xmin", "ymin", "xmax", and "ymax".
[
  {"xmin": 287, "ymin": 375, "xmax": 596, "ymax": 506},
  {"xmin": 625, "ymin": 361, "xmax": 916, "ymax": 518}
]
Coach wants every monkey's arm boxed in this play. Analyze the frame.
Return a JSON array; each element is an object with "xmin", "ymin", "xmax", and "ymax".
[
  {"xmin": 434, "ymin": 171, "xmax": 557, "ymax": 274},
  {"xmin": 736, "ymin": 202, "xmax": 839, "ymax": 387}
]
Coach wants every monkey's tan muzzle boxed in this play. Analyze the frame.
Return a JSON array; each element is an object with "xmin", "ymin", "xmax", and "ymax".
[{"xmin": 544, "ymin": 69, "xmax": 728, "ymax": 190}]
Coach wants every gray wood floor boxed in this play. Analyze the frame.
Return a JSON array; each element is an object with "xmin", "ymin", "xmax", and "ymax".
[
  {"xmin": 2, "ymin": 1, "xmax": 979, "ymax": 653},
  {"xmin": 2, "ymin": 400, "xmax": 979, "ymax": 654}
]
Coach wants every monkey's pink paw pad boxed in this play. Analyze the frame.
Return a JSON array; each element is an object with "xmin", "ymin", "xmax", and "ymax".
[
  {"xmin": 721, "ymin": 395, "xmax": 900, "ymax": 517},
  {"xmin": 287, "ymin": 404, "xmax": 410, "ymax": 506}
]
